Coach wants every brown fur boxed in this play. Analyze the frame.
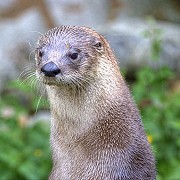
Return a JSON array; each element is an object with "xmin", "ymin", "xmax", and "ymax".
[{"xmin": 35, "ymin": 26, "xmax": 156, "ymax": 180}]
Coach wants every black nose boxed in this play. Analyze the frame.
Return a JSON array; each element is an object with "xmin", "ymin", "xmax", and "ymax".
[{"xmin": 41, "ymin": 62, "xmax": 60, "ymax": 77}]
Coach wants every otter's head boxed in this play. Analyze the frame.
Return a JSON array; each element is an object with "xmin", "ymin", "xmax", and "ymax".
[{"xmin": 35, "ymin": 26, "xmax": 109, "ymax": 87}]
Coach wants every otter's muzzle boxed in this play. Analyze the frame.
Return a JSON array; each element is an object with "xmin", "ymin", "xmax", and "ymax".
[{"xmin": 41, "ymin": 62, "xmax": 60, "ymax": 77}]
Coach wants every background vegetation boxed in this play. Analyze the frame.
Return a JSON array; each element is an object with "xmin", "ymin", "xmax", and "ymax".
[
  {"xmin": 132, "ymin": 67, "xmax": 180, "ymax": 180},
  {"xmin": 0, "ymin": 81, "xmax": 51, "ymax": 180}
]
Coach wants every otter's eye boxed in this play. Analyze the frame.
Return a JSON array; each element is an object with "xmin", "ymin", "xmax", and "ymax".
[
  {"xmin": 70, "ymin": 52, "xmax": 78, "ymax": 60},
  {"xmin": 94, "ymin": 42, "xmax": 102, "ymax": 48}
]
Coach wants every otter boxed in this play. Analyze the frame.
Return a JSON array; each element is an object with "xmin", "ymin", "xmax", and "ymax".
[{"xmin": 35, "ymin": 26, "xmax": 156, "ymax": 180}]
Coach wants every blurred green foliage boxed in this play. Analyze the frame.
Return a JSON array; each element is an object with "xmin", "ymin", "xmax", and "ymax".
[
  {"xmin": 138, "ymin": 22, "xmax": 180, "ymax": 179},
  {"xmin": 0, "ymin": 82, "xmax": 52, "ymax": 180},
  {"xmin": 0, "ymin": 119, "xmax": 51, "ymax": 180},
  {"xmin": 132, "ymin": 67, "xmax": 180, "ymax": 180}
]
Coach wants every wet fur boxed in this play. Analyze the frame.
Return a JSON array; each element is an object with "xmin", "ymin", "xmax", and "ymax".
[{"xmin": 35, "ymin": 26, "xmax": 156, "ymax": 180}]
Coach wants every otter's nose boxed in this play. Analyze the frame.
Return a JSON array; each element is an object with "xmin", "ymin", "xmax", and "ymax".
[{"xmin": 41, "ymin": 62, "xmax": 60, "ymax": 77}]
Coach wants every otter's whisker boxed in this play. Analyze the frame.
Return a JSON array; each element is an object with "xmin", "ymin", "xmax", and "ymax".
[
  {"xmin": 19, "ymin": 65, "xmax": 35, "ymax": 80},
  {"xmin": 28, "ymin": 50, "xmax": 35, "ymax": 63},
  {"xmin": 35, "ymin": 88, "xmax": 46, "ymax": 115},
  {"xmin": 30, "ymin": 77, "xmax": 38, "ymax": 90},
  {"xmin": 30, "ymin": 30, "xmax": 44, "ymax": 36}
]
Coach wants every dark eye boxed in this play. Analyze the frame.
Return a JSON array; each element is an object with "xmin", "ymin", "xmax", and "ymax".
[
  {"xmin": 70, "ymin": 52, "xmax": 78, "ymax": 60},
  {"xmin": 94, "ymin": 42, "xmax": 102, "ymax": 48}
]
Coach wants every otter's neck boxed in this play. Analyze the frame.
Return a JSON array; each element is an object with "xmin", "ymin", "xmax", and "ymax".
[
  {"xmin": 46, "ymin": 72, "xmax": 125, "ymax": 134},
  {"xmin": 46, "ymin": 56, "xmax": 133, "ymax": 140}
]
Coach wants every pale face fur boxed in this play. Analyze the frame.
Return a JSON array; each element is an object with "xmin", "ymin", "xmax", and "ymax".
[{"xmin": 35, "ymin": 26, "xmax": 156, "ymax": 180}]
